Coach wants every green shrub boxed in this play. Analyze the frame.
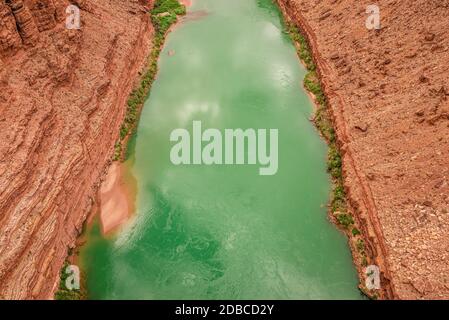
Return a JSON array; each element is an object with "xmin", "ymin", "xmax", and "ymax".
[
  {"xmin": 304, "ymin": 71, "xmax": 325, "ymax": 105},
  {"xmin": 285, "ymin": 23, "xmax": 315, "ymax": 71},
  {"xmin": 331, "ymin": 184, "xmax": 346, "ymax": 212},
  {"xmin": 327, "ymin": 146, "xmax": 342, "ymax": 180},
  {"xmin": 336, "ymin": 213, "xmax": 354, "ymax": 228},
  {"xmin": 152, "ymin": 0, "xmax": 185, "ymax": 15},
  {"xmin": 361, "ymin": 256, "xmax": 368, "ymax": 267},
  {"xmin": 356, "ymin": 239, "xmax": 365, "ymax": 253},
  {"xmin": 113, "ymin": 141, "xmax": 122, "ymax": 161},
  {"xmin": 54, "ymin": 262, "xmax": 85, "ymax": 300}
]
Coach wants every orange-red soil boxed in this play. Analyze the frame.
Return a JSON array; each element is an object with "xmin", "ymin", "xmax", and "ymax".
[{"xmin": 99, "ymin": 163, "xmax": 132, "ymax": 235}]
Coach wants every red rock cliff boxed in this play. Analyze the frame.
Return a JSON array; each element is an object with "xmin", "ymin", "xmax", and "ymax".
[
  {"xmin": 0, "ymin": 0, "xmax": 154, "ymax": 299},
  {"xmin": 278, "ymin": 0, "xmax": 449, "ymax": 299}
]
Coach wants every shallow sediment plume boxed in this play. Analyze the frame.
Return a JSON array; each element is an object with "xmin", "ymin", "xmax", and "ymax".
[
  {"xmin": 278, "ymin": 0, "xmax": 449, "ymax": 299},
  {"xmin": 99, "ymin": 162, "xmax": 135, "ymax": 235},
  {"xmin": 0, "ymin": 0, "xmax": 154, "ymax": 299}
]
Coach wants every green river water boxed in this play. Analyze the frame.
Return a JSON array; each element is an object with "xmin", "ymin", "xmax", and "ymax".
[{"xmin": 80, "ymin": 0, "xmax": 361, "ymax": 299}]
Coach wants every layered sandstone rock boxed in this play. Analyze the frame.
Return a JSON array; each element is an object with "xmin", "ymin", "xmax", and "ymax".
[
  {"xmin": 278, "ymin": 0, "xmax": 449, "ymax": 299},
  {"xmin": 0, "ymin": 1, "xmax": 23, "ymax": 55},
  {"xmin": 0, "ymin": 0, "xmax": 85, "ymax": 55},
  {"xmin": 9, "ymin": 0, "xmax": 40, "ymax": 45},
  {"xmin": 0, "ymin": 0, "xmax": 154, "ymax": 299},
  {"xmin": 26, "ymin": 0, "xmax": 57, "ymax": 32}
]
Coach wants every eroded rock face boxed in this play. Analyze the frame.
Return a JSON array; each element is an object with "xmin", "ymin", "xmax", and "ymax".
[
  {"xmin": 0, "ymin": 0, "xmax": 64, "ymax": 55},
  {"xmin": 0, "ymin": 1, "xmax": 22, "ymax": 56},
  {"xmin": 278, "ymin": 0, "xmax": 449, "ymax": 300},
  {"xmin": 0, "ymin": 0, "xmax": 154, "ymax": 299},
  {"xmin": 8, "ymin": 0, "xmax": 40, "ymax": 45},
  {"xmin": 26, "ymin": 0, "xmax": 57, "ymax": 32}
]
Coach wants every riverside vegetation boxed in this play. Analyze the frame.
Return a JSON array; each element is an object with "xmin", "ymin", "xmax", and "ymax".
[
  {"xmin": 114, "ymin": 0, "xmax": 186, "ymax": 161},
  {"xmin": 283, "ymin": 20, "xmax": 371, "ymax": 290},
  {"xmin": 54, "ymin": 262, "xmax": 86, "ymax": 300},
  {"xmin": 55, "ymin": 0, "xmax": 186, "ymax": 300}
]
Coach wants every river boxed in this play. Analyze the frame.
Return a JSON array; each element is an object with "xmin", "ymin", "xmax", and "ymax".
[{"xmin": 80, "ymin": 0, "xmax": 361, "ymax": 299}]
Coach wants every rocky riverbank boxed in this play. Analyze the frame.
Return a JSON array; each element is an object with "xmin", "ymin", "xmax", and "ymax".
[{"xmin": 278, "ymin": 0, "xmax": 449, "ymax": 299}]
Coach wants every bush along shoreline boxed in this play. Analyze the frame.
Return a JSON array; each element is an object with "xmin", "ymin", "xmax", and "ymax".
[
  {"xmin": 54, "ymin": 262, "xmax": 87, "ymax": 300},
  {"xmin": 114, "ymin": 0, "xmax": 187, "ymax": 161},
  {"xmin": 281, "ymin": 16, "xmax": 375, "ymax": 299},
  {"xmin": 55, "ymin": 0, "xmax": 187, "ymax": 300}
]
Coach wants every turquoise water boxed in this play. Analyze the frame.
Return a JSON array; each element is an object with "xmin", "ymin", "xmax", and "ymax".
[{"xmin": 81, "ymin": 0, "xmax": 361, "ymax": 299}]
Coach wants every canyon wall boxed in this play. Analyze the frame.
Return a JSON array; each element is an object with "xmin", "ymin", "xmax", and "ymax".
[
  {"xmin": 279, "ymin": 0, "xmax": 449, "ymax": 299},
  {"xmin": 0, "ymin": 0, "xmax": 154, "ymax": 299}
]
